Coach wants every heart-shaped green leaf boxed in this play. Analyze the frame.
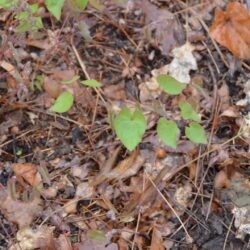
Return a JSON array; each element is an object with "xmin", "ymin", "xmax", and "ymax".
[
  {"xmin": 114, "ymin": 108, "xmax": 146, "ymax": 150},
  {"xmin": 81, "ymin": 79, "xmax": 102, "ymax": 88},
  {"xmin": 45, "ymin": 0, "xmax": 65, "ymax": 20},
  {"xmin": 179, "ymin": 101, "xmax": 201, "ymax": 122},
  {"xmin": 185, "ymin": 122, "xmax": 207, "ymax": 144},
  {"xmin": 157, "ymin": 118, "xmax": 180, "ymax": 149},
  {"xmin": 50, "ymin": 91, "xmax": 74, "ymax": 113},
  {"xmin": 157, "ymin": 75, "xmax": 186, "ymax": 95}
]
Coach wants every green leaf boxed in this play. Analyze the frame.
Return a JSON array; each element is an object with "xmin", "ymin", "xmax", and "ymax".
[
  {"xmin": 157, "ymin": 75, "xmax": 186, "ymax": 95},
  {"xmin": 0, "ymin": 0, "xmax": 18, "ymax": 9},
  {"xmin": 50, "ymin": 91, "xmax": 74, "ymax": 113},
  {"xmin": 157, "ymin": 118, "xmax": 179, "ymax": 149},
  {"xmin": 45, "ymin": 0, "xmax": 65, "ymax": 20},
  {"xmin": 88, "ymin": 230, "xmax": 106, "ymax": 241},
  {"xmin": 81, "ymin": 79, "xmax": 102, "ymax": 88},
  {"xmin": 70, "ymin": 0, "xmax": 88, "ymax": 10},
  {"xmin": 61, "ymin": 75, "xmax": 80, "ymax": 84},
  {"xmin": 179, "ymin": 101, "xmax": 201, "ymax": 122},
  {"xmin": 114, "ymin": 108, "xmax": 146, "ymax": 151},
  {"xmin": 185, "ymin": 122, "xmax": 207, "ymax": 144},
  {"xmin": 30, "ymin": 3, "xmax": 39, "ymax": 13}
]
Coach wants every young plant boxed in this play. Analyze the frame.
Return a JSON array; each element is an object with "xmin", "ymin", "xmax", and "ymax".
[
  {"xmin": 113, "ymin": 107, "xmax": 146, "ymax": 151},
  {"xmin": 156, "ymin": 74, "xmax": 207, "ymax": 148},
  {"xmin": 50, "ymin": 77, "xmax": 102, "ymax": 113},
  {"xmin": 113, "ymin": 74, "xmax": 207, "ymax": 150}
]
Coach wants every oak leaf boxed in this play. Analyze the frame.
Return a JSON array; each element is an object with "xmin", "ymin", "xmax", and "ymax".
[{"xmin": 210, "ymin": 2, "xmax": 250, "ymax": 59}]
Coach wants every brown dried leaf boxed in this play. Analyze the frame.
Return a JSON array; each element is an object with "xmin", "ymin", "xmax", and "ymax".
[
  {"xmin": 13, "ymin": 163, "xmax": 42, "ymax": 187},
  {"xmin": 150, "ymin": 227, "xmax": 165, "ymax": 250},
  {"xmin": 0, "ymin": 187, "xmax": 42, "ymax": 228},
  {"xmin": 43, "ymin": 76, "xmax": 62, "ymax": 98},
  {"xmin": 141, "ymin": 1, "xmax": 185, "ymax": 55},
  {"xmin": 210, "ymin": 2, "xmax": 250, "ymax": 59}
]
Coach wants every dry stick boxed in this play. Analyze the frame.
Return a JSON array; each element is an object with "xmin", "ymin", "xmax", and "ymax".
[
  {"xmin": 146, "ymin": 173, "xmax": 192, "ymax": 242},
  {"xmin": 202, "ymin": 41, "xmax": 220, "ymax": 74},
  {"xmin": 223, "ymin": 215, "xmax": 235, "ymax": 250},
  {"xmin": 71, "ymin": 41, "xmax": 108, "ymax": 108},
  {"xmin": 131, "ymin": 210, "xmax": 141, "ymax": 250},
  {"xmin": 0, "ymin": 129, "xmax": 36, "ymax": 148}
]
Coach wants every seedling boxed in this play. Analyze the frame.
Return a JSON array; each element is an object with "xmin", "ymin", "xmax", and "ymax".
[
  {"xmin": 113, "ymin": 107, "xmax": 147, "ymax": 151},
  {"xmin": 113, "ymin": 74, "xmax": 207, "ymax": 150},
  {"xmin": 50, "ymin": 77, "xmax": 102, "ymax": 113}
]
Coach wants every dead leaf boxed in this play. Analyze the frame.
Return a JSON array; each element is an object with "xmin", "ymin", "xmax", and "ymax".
[
  {"xmin": 174, "ymin": 183, "xmax": 192, "ymax": 208},
  {"xmin": 0, "ymin": 60, "xmax": 22, "ymax": 82},
  {"xmin": 218, "ymin": 82, "xmax": 230, "ymax": 111},
  {"xmin": 0, "ymin": 186, "xmax": 42, "ymax": 228},
  {"xmin": 8, "ymin": 226, "xmax": 54, "ymax": 250},
  {"xmin": 75, "ymin": 239, "xmax": 118, "ymax": 250},
  {"xmin": 12, "ymin": 163, "xmax": 42, "ymax": 187},
  {"xmin": 150, "ymin": 227, "xmax": 165, "ymax": 250},
  {"xmin": 54, "ymin": 234, "xmax": 73, "ymax": 250},
  {"xmin": 103, "ymin": 84, "xmax": 126, "ymax": 100},
  {"xmin": 210, "ymin": 2, "xmax": 250, "ymax": 60},
  {"xmin": 141, "ymin": 1, "xmax": 185, "ymax": 55},
  {"xmin": 103, "ymin": 150, "xmax": 145, "ymax": 181},
  {"xmin": 167, "ymin": 42, "xmax": 197, "ymax": 83},
  {"xmin": 43, "ymin": 76, "xmax": 62, "ymax": 98}
]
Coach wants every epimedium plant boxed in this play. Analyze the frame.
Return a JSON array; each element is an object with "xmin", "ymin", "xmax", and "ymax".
[
  {"xmin": 0, "ymin": 0, "xmax": 207, "ymax": 150},
  {"xmin": 49, "ymin": 74, "xmax": 207, "ymax": 150},
  {"xmin": 113, "ymin": 75, "xmax": 207, "ymax": 150},
  {"xmin": 50, "ymin": 77, "xmax": 102, "ymax": 113}
]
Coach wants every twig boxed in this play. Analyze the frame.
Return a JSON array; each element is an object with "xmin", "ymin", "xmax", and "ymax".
[
  {"xmin": 131, "ymin": 210, "xmax": 141, "ymax": 250},
  {"xmin": 146, "ymin": 173, "xmax": 192, "ymax": 242},
  {"xmin": 223, "ymin": 215, "xmax": 235, "ymax": 250},
  {"xmin": 71, "ymin": 39, "xmax": 109, "ymax": 109}
]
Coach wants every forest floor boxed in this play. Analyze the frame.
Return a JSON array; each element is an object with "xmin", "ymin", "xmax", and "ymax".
[{"xmin": 0, "ymin": 0, "xmax": 250, "ymax": 249}]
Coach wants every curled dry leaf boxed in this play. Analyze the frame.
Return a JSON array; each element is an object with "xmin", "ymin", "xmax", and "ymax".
[
  {"xmin": 210, "ymin": 2, "xmax": 250, "ymax": 60},
  {"xmin": 0, "ymin": 187, "xmax": 42, "ymax": 228},
  {"xmin": 12, "ymin": 163, "xmax": 42, "ymax": 188}
]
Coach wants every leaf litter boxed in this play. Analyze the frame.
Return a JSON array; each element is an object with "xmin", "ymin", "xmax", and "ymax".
[{"xmin": 0, "ymin": 0, "xmax": 249, "ymax": 249}]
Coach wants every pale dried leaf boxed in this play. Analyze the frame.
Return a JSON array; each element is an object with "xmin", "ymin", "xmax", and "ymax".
[
  {"xmin": 8, "ymin": 226, "xmax": 54, "ymax": 250},
  {"xmin": 0, "ymin": 188, "xmax": 42, "ymax": 228},
  {"xmin": 167, "ymin": 42, "xmax": 197, "ymax": 83}
]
